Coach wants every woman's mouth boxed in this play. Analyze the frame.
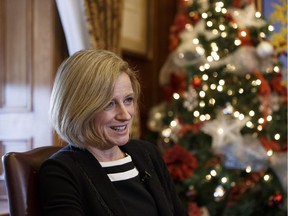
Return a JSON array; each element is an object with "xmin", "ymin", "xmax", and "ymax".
[{"xmin": 110, "ymin": 125, "xmax": 127, "ymax": 131}]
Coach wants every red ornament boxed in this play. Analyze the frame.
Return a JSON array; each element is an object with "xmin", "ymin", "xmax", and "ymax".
[
  {"xmin": 191, "ymin": 76, "xmax": 202, "ymax": 88},
  {"xmin": 268, "ymin": 194, "xmax": 283, "ymax": 206},
  {"xmin": 273, "ymin": 194, "xmax": 283, "ymax": 204},
  {"xmin": 190, "ymin": 13, "xmax": 200, "ymax": 25}
]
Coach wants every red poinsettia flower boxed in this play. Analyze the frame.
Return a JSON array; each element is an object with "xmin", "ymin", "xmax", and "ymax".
[{"xmin": 163, "ymin": 144, "xmax": 198, "ymax": 180}]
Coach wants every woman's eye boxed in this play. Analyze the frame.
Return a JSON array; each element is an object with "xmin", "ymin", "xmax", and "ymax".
[
  {"xmin": 104, "ymin": 101, "xmax": 115, "ymax": 110},
  {"xmin": 124, "ymin": 96, "xmax": 134, "ymax": 104}
]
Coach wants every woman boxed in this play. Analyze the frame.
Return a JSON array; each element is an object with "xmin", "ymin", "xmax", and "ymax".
[{"xmin": 39, "ymin": 49, "xmax": 187, "ymax": 216}]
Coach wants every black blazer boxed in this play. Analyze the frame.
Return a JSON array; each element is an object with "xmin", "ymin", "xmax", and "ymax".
[{"xmin": 39, "ymin": 140, "xmax": 187, "ymax": 216}]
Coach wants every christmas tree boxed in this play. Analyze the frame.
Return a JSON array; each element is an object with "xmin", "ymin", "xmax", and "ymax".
[{"xmin": 147, "ymin": 0, "xmax": 287, "ymax": 215}]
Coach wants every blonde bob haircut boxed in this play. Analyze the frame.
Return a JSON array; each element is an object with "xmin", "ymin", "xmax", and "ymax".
[{"xmin": 49, "ymin": 49, "xmax": 140, "ymax": 149}]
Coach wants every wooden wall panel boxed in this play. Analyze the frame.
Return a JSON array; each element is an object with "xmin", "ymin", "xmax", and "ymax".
[{"xmin": 0, "ymin": 0, "xmax": 32, "ymax": 112}]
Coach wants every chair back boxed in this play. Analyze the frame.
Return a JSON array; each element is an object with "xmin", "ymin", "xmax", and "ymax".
[{"xmin": 2, "ymin": 146, "xmax": 62, "ymax": 216}]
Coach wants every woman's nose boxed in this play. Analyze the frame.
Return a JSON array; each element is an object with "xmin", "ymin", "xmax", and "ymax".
[{"xmin": 116, "ymin": 103, "xmax": 131, "ymax": 120}]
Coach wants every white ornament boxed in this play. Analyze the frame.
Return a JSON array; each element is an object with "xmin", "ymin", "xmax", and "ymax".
[
  {"xmin": 201, "ymin": 113, "xmax": 250, "ymax": 149},
  {"xmin": 256, "ymin": 41, "xmax": 274, "ymax": 58}
]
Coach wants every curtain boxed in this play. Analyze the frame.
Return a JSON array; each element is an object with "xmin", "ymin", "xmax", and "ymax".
[
  {"xmin": 55, "ymin": 0, "xmax": 91, "ymax": 55},
  {"xmin": 55, "ymin": 0, "xmax": 123, "ymax": 55},
  {"xmin": 82, "ymin": 0, "xmax": 123, "ymax": 55}
]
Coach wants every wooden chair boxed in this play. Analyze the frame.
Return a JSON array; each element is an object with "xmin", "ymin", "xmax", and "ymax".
[{"xmin": 2, "ymin": 146, "xmax": 62, "ymax": 216}]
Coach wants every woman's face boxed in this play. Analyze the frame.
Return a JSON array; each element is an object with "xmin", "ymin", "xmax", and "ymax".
[{"xmin": 93, "ymin": 72, "xmax": 135, "ymax": 148}]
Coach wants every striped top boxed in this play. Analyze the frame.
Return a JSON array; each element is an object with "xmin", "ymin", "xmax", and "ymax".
[
  {"xmin": 99, "ymin": 154, "xmax": 138, "ymax": 182},
  {"xmin": 100, "ymin": 154, "xmax": 159, "ymax": 216}
]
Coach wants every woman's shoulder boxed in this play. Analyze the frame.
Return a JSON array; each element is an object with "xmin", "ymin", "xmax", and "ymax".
[
  {"xmin": 39, "ymin": 144, "xmax": 95, "ymax": 178},
  {"xmin": 43, "ymin": 144, "xmax": 88, "ymax": 165}
]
